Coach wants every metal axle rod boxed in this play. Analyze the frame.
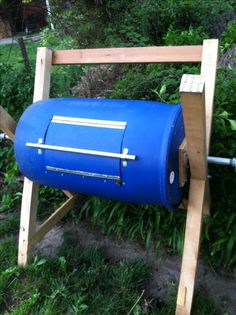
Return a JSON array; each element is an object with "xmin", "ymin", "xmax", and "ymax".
[
  {"xmin": 207, "ymin": 156, "xmax": 236, "ymax": 170},
  {"xmin": 1, "ymin": 132, "xmax": 235, "ymax": 170}
]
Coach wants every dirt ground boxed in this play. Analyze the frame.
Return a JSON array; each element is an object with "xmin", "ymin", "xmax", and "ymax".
[{"xmin": 35, "ymin": 220, "xmax": 236, "ymax": 315}]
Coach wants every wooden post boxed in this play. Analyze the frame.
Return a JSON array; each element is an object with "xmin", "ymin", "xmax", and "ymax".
[
  {"xmin": 18, "ymin": 179, "xmax": 40, "ymax": 266},
  {"xmin": 201, "ymin": 39, "xmax": 219, "ymax": 215},
  {"xmin": 18, "ymin": 48, "xmax": 52, "ymax": 266},
  {"xmin": 176, "ymin": 75, "xmax": 207, "ymax": 315}
]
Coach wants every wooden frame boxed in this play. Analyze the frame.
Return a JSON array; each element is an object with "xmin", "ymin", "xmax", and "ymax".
[{"xmin": 0, "ymin": 40, "xmax": 218, "ymax": 315}]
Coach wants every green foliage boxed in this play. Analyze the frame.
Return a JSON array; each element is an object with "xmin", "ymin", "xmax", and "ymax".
[
  {"xmin": 164, "ymin": 26, "xmax": 208, "ymax": 45},
  {"xmin": 0, "ymin": 42, "xmax": 38, "ymax": 69},
  {"xmin": 0, "ymin": 214, "xmax": 19, "ymax": 238},
  {"xmin": 0, "ymin": 235, "xmax": 221, "ymax": 314},
  {"xmin": 48, "ymin": 0, "xmax": 235, "ymax": 48},
  {"xmin": 0, "ymin": 64, "xmax": 34, "ymax": 120},
  {"xmin": 199, "ymin": 67, "xmax": 236, "ymax": 269},
  {"xmin": 112, "ymin": 26, "xmax": 204, "ymax": 102},
  {"xmin": 50, "ymin": 65, "xmax": 84, "ymax": 98},
  {"xmin": 49, "ymin": 1, "xmax": 107, "ymax": 48},
  {"xmin": 0, "ymin": 236, "xmax": 149, "ymax": 314},
  {"xmin": 221, "ymin": 21, "xmax": 236, "ymax": 52},
  {"xmin": 112, "ymin": 63, "xmax": 199, "ymax": 103},
  {"xmin": 78, "ymin": 197, "xmax": 186, "ymax": 257},
  {"xmin": 40, "ymin": 28, "xmax": 77, "ymax": 50},
  {"xmin": 38, "ymin": 186, "xmax": 65, "ymax": 220}
]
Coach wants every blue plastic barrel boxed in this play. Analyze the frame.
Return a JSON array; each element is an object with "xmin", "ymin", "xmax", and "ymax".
[{"xmin": 14, "ymin": 98, "xmax": 185, "ymax": 209}]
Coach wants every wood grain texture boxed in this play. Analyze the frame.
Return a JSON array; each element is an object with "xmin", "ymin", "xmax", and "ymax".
[
  {"xmin": 18, "ymin": 48, "xmax": 52, "ymax": 267},
  {"xmin": 180, "ymin": 75, "xmax": 207, "ymax": 180},
  {"xmin": 33, "ymin": 47, "xmax": 52, "ymax": 102},
  {"xmin": 201, "ymin": 39, "xmax": 219, "ymax": 216},
  {"xmin": 200, "ymin": 39, "xmax": 219, "ymax": 153},
  {"xmin": 0, "ymin": 105, "xmax": 16, "ymax": 141},
  {"xmin": 176, "ymin": 179, "xmax": 206, "ymax": 315},
  {"xmin": 63, "ymin": 190, "xmax": 75, "ymax": 198},
  {"xmin": 179, "ymin": 139, "xmax": 188, "ymax": 188},
  {"xmin": 18, "ymin": 178, "xmax": 39, "ymax": 266},
  {"xmin": 52, "ymin": 46, "xmax": 203, "ymax": 65},
  {"xmin": 176, "ymin": 74, "xmax": 208, "ymax": 314}
]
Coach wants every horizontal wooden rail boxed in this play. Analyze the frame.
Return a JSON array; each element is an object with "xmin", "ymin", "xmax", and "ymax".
[{"xmin": 52, "ymin": 46, "xmax": 203, "ymax": 65}]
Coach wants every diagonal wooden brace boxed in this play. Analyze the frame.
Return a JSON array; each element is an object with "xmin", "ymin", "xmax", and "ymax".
[
  {"xmin": 0, "ymin": 105, "xmax": 16, "ymax": 142},
  {"xmin": 176, "ymin": 74, "xmax": 207, "ymax": 315},
  {"xmin": 18, "ymin": 182, "xmax": 78, "ymax": 266}
]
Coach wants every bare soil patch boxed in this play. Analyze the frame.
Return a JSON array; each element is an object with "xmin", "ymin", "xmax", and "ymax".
[{"xmin": 35, "ymin": 220, "xmax": 236, "ymax": 315}]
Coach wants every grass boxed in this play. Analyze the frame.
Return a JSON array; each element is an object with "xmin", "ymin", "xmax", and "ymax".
[
  {"xmin": 0, "ymin": 189, "xmax": 225, "ymax": 315},
  {"xmin": 0, "ymin": 231, "xmax": 222, "ymax": 315},
  {"xmin": 0, "ymin": 40, "xmax": 39, "ymax": 69}
]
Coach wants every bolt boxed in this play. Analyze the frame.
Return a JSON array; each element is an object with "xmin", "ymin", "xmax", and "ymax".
[{"xmin": 122, "ymin": 160, "xmax": 128, "ymax": 167}]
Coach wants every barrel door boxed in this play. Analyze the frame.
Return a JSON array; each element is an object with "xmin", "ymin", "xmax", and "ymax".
[{"xmin": 44, "ymin": 116, "xmax": 129, "ymax": 184}]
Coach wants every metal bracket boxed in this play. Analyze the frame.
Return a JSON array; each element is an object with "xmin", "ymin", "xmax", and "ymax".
[{"xmin": 0, "ymin": 133, "xmax": 10, "ymax": 141}]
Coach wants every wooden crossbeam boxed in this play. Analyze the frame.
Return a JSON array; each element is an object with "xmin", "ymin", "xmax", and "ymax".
[{"xmin": 52, "ymin": 46, "xmax": 203, "ymax": 65}]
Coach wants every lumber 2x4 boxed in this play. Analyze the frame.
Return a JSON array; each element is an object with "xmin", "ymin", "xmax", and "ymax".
[
  {"xmin": 52, "ymin": 46, "xmax": 203, "ymax": 65},
  {"xmin": 176, "ymin": 74, "xmax": 207, "ymax": 315}
]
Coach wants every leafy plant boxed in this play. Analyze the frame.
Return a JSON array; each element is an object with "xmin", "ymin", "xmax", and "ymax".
[
  {"xmin": 164, "ymin": 26, "xmax": 208, "ymax": 45},
  {"xmin": 221, "ymin": 20, "xmax": 236, "ymax": 52}
]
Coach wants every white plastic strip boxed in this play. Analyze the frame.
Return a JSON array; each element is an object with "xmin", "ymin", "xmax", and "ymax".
[
  {"xmin": 51, "ymin": 116, "xmax": 127, "ymax": 130},
  {"xmin": 26, "ymin": 142, "xmax": 136, "ymax": 160}
]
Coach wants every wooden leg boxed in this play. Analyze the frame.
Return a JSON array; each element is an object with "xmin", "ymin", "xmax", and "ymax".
[
  {"xmin": 18, "ymin": 178, "xmax": 39, "ymax": 266},
  {"xmin": 176, "ymin": 179, "xmax": 205, "ymax": 315}
]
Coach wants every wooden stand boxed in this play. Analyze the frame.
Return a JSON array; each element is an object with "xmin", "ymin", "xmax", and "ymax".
[{"xmin": 0, "ymin": 39, "xmax": 218, "ymax": 315}]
